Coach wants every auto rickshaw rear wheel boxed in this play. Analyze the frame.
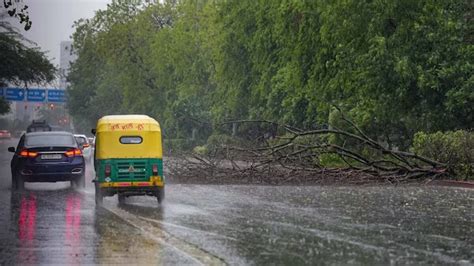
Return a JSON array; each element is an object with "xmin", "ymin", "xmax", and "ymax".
[
  {"xmin": 156, "ymin": 187, "xmax": 165, "ymax": 204},
  {"xmin": 118, "ymin": 194, "xmax": 126, "ymax": 204},
  {"xmin": 95, "ymin": 183, "xmax": 103, "ymax": 206}
]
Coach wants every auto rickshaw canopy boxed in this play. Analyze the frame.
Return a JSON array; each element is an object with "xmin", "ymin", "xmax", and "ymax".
[{"xmin": 95, "ymin": 115, "xmax": 162, "ymax": 159}]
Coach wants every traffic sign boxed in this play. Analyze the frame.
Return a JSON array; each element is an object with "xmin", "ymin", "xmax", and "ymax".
[
  {"xmin": 27, "ymin": 89, "xmax": 47, "ymax": 102},
  {"xmin": 47, "ymin": 90, "xmax": 66, "ymax": 103},
  {"xmin": 2, "ymin": 88, "xmax": 66, "ymax": 103},
  {"xmin": 5, "ymin": 88, "xmax": 25, "ymax": 101}
]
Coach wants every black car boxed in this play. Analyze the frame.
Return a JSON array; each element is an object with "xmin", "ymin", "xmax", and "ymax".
[
  {"xmin": 26, "ymin": 120, "xmax": 52, "ymax": 133},
  {"xmin": 8, "ymin": 131, "xmax": 86, "ymax": 190}
]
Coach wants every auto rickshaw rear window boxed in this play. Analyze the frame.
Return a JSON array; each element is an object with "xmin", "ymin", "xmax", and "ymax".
[{"xmin": 120, "ymin": 136, "xmax": 143, "ymax": 144}]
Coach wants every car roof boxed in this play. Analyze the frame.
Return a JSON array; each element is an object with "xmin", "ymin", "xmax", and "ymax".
[{"xmin": 26, "ymin": 131, "xmax": 73, "ymax": 137}]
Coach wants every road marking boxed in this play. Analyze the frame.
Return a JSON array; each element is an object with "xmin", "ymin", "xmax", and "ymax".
[
  {"xmin": 139, "ymin": 216, "xmax": 238, "ymax": 241},
  {"xmin": 104, "ymin": 205, "xmax": 226, "ymax": 266}
]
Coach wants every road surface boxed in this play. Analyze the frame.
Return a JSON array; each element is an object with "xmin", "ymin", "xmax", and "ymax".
[{"xmin": 0, "ymin": 138, "xmax": 472, "ymax": 265}]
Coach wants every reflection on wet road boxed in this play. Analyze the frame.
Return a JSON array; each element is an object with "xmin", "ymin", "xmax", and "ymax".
[
  {"xmin": 0, "ymin": 139, "xmax": 201, "ymax": 265},
  {"xmin": 114, "ymin": 185, "xmax": 473, "ymax": 265},
  {"xmin": 1, "ymin": 139, "xmax": 473, "ymax": 265},
  {"xmin": 6, "ymin": 189, "xmax": 92, "ymax": 265}
]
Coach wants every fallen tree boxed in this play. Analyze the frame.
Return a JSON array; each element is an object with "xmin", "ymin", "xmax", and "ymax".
[{"xmin": 167, "ymin": 109, "xmax": 459, "ymax": 185}]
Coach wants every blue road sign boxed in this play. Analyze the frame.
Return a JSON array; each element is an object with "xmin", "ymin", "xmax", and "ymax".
[
  {"xmin": 47, "ymin": 90, "xmax": 66, "ymax": 103},
  {"xmin": 27, "ymin": 89, "xmax": 47, "ymax": 102},
  {"xmin": 5, "ymin": 88, "xmax": 25, "ymax": 101}
]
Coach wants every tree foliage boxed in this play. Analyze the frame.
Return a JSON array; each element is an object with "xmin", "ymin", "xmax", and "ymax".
[
  {"xmin": 2, "ymin": 0, "xmax": 31, "ymax": 30},
  {"xmin": 68, "ymin": 0, "xmax": 473, "ymax": 145},
  {"xmin": 0, "ymin": 17, "xmax": 55, "ymax": 114}
]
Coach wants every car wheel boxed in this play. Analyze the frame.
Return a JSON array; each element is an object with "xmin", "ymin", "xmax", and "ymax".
[
  {"xmin": 76, "ymin": 174, "xmax": 86, "ymax": 189},
  {"xmin": 16, "ymin": 174, "xmax": 25, "ymax": 191},
  {"xmin": 95, "ymin": 183, "xmax": 103, "ymax": 206},
  {"xmin": 11, "ymin": 172, "xmax": 18, "ymax": 191},
  {"xmin": 11, "ymin": 171, "xmax": 16, "ymax": 190},
  {"xmin": 156, "ymin": 187, "xmax": 165, "ymax": 204}
]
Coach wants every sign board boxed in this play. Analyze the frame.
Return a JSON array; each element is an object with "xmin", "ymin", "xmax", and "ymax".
[
  {"xmin": 5, "ymin": 88, "xmax": 25, "ymax": 101},
  {"xmin": 47, "ymin": 90, "xmax": 66, "ymax": 103},
  {"xmin": 2, "ymin": 88, "xmax": 66, "ymax": 103},
  {"xmin": 27, "ymin": 89, "xmax": 47, "ymax": 102}
]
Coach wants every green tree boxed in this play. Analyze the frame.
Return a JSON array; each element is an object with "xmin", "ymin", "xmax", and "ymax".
[
  {"xmin": 67, "ymin": 1, "xmax": 143, "ymax": 131},
  {"xmin": 0, "ymin": 17, "xmax": 55, "ymax": 114},
  {"xmin": 309, "ymin": 0, "xmax": 473, "ymax": 147},
  {"xmin": 68, "ymin": 0, "xmax": 473, "ymax": 147}
]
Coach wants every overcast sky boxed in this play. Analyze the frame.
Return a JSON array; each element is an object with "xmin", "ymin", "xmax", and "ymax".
[{"xmin": 5, "ymin": 0, "xmax": 111, "ymax": 66}]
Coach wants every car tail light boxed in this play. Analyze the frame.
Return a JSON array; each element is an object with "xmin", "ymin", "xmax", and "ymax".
[
  {"xmin": 83, "ymin": 143, "xmax": 90, "ymax": 148},
  {"xmin": 105, "ymin": 164, "xmax": 111, "ymax": 177},
  {"xmin": 152, "ymin": 164, "xmax": 158, "ymax": 175},
  {"xmin": 19, "ymin": 149, "xmax": 38, "ymax": 158},
  {"xmin": 65, "ymin": 148, "xmax": 82, "ymax": 157}
]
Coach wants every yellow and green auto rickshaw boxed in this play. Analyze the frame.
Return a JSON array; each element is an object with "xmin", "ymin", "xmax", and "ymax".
[{"xmin": 92, "ymin": 115, "xmax": 164, "ymax": 205}]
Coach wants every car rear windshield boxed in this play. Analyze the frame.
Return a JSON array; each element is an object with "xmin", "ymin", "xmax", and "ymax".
[{"xmin": 26, "ymin": 134, "xmax": 75, "ymax": 147}]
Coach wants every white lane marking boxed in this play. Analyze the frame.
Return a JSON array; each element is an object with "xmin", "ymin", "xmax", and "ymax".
[
  {"xmin": 139, "ymin": 216, "xmax": 238, "ymax": 241},
  {"xmin": 104, "ymin": 205, "xmax": 226, "ymax": 266}
]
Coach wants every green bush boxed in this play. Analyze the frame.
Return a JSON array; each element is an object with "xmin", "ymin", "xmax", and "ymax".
[
  {"xmin": 411, "ymin": 130, "xmax": 473, "ymax": 180},
  {"xmin": 193, "ymin": 145, "xmax": 207, "ymax": 155}
]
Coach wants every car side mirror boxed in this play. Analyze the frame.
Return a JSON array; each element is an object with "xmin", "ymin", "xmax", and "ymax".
[
  {"xmin": 8, "ymin": 147, "xmax": 15, "ymax": 153},
  {"xmin": 91, "ymin": 129, "xmax": 96, "ymax": 135}
]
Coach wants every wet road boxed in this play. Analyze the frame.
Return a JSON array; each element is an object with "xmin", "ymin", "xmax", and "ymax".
[{"xmin": 1, "ymin": 138, "xmax": 473, "ymax": 265}]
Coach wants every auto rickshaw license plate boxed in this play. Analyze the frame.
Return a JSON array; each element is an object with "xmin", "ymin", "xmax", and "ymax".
[{"xmin": 118, "ymin": 168, "xmax": 145, "ymax": 173}]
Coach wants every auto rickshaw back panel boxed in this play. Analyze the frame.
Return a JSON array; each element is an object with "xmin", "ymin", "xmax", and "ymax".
[
  {"xmin": 93, "ymin": 115, "xmax": 165, "ymax": 205},
  {"xmin": 95, "ymin": 115, "xmax": 163, "ymax": 159}
]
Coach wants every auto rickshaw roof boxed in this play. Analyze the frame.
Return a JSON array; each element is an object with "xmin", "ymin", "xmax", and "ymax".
[{"xmin": 96, "ymin": 115, "xmax": 161, "ymax": 132}]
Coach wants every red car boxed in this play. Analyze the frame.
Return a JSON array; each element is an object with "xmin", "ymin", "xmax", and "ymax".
[{"xmin": 0, "ymin": 130, "xmax": 11, "ymax": 139}]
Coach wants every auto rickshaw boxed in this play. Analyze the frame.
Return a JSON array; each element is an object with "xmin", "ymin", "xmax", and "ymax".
[{"xmin": 92, "ymin": 115, "xmax": 165, "ymax": 205}]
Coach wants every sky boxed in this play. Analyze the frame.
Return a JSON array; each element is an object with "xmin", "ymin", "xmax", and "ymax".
[{"xmin": 4, "ymin": 0, "xmax": 111, "ymax": 67}]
